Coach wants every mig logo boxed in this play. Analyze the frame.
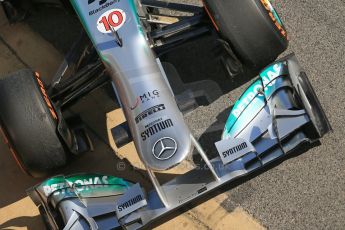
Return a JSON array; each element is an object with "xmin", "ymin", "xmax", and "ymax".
[{"xmin": 130, "ymin": 90, "xmax": 160, "ymax": 110}]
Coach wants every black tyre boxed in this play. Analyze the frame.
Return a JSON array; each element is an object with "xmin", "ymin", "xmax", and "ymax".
[
  {"xmin": 0, "ymin": 69, "xmax": 67, "ymax": 177},
  {"xmin": 203, "ymin": 0, "xmax": 288, "ymax": 70}
]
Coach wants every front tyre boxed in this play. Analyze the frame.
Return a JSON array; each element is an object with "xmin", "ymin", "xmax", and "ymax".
[
  {"xmin": 203, "ymin": 0, "xmax": 289, "ymax": 70},
  {"xmin": 0, "ymin": 69, "xmax": 67, "ymax": 177}
]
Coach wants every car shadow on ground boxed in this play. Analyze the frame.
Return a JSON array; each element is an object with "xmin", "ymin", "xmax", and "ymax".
[{"xmin": 0, "ymin": 216, "xmax": 43, "ymax": 230}]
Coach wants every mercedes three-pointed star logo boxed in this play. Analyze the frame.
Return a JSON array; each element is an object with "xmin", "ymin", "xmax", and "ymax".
[{"xmin": 152, "ymin": 137, "xmax": 178, "ymax": 160}]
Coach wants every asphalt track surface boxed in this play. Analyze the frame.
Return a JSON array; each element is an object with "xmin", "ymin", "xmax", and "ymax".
[
  {"xmin": 2, "ymin": 0, "xmax": 344, "ymax": 229},
  {"xmin": 178, "ymin": 0, "xmax": 345, "ymax": 229}
]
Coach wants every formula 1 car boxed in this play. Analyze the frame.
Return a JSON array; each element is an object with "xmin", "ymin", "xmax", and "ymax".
[{"xmin": 0, "ymin": 0, "xmax": 331, "ymax": 229}]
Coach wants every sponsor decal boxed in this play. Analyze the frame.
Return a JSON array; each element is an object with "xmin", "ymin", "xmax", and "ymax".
[
  {"xmin": 97, "ymin": 9, "xmax": 126, "ymax": 33},
  {"xmin": 222, "ymin": 142, "xmax": 248, "ymax": 158},
  {"xmin": 198, "ymin": 186, "xmax": 208, "ymax": 194},
  {"xmin": 115, "ymin": 183, "xmax": 147, "ymax": 219},
  {"xmin": 42, "ymin": 175, "xmax": 110, "ymax": 196},
  {"xmin": 152, "ymin": 137, "xmax": 178, "ymax": 160},
  {"xmin": 35, "ymin": 72, "xmax": 58, "ymax": 120},
  {"xmin": 222, "ymin": 63, "xmax": 284, "ymax": 139},
  {"xmin": 118, "ymin": 195, "xmax": 144, "ymax": 211},
  {"xmin": 139, "ymin": 90, "xmax": 160, "ymax": 103},
  {"xmin": 215, "ymin": 138, "xmax": 255, "ymax": 165},
  {"xmin": 40, "ymin": 174, "xmax": 131, "ymax": 198},
  {"xmin": 130, "ymin": 90, "xmax": 160, "ymax": 110},
  {"xmin": 141, "ymin": 118, "xmax": 174, "ymax": 141},
  {"xmin": 260, "ymin": 63, "xmax": 283, "ymax": 87},
  {"xmin": 135, "ymin": 104, "xmax": 166, "ymax": 124},
  {"xmin": 88, "ymin": 0, "xmax": 120, "ymax": 16},
  {"xmin": 231, "ymin": 80, "xmax": 263, "ymax": 119},
  {"xmin": 231, "ymin": 63, "xmax": 283, "ymax": 119},
  {"xmin": 260, "ymin": 0, "xmax": 287, "ymax": 37}
]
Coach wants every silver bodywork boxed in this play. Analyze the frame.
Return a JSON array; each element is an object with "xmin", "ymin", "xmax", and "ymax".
[{"xmin": 70, "ymin": 0, "xmax": 192, "ymax": 171}]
